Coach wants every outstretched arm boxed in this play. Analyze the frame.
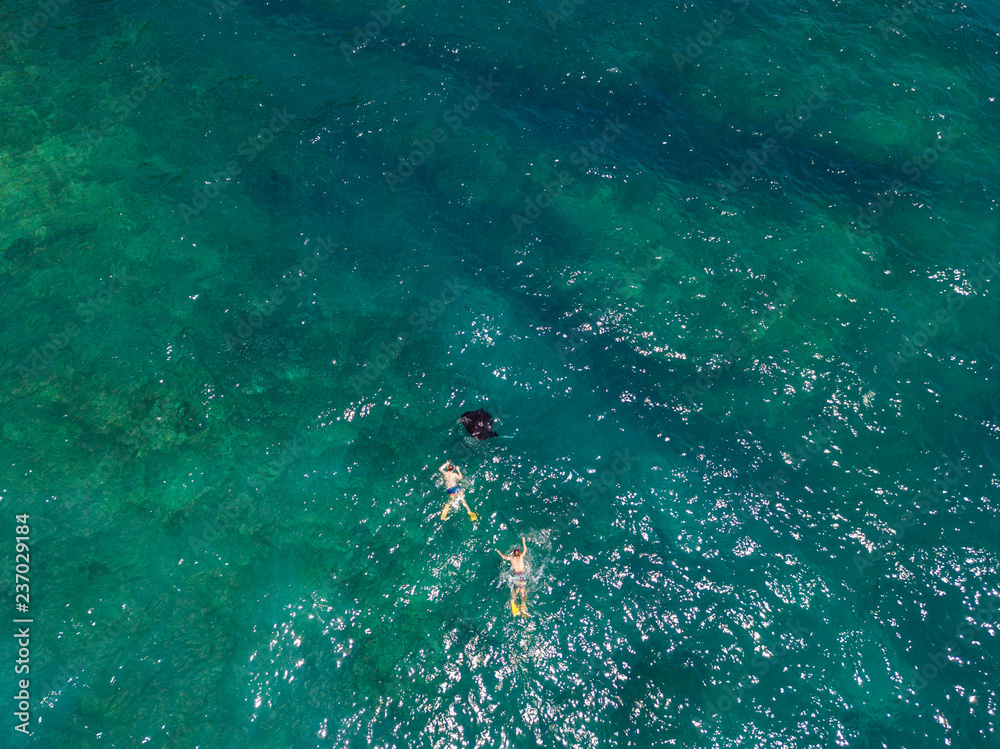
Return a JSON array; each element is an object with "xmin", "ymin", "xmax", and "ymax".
[
  {"xmin": 496, "ymin": 550, "xmax": 509, "ymax": 561},
  {"xmin": 521, "ymin": 536, "xmax": 527, "ymax": 554}
]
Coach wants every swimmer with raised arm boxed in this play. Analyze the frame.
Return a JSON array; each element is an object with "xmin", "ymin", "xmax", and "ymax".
[
  {"xmin": 497, "ymin": 536, "xmax": 528, "ymax": 617},
  {"xmin": 439, "ymin": 461, "xmax": 478, "ymax": 521}
]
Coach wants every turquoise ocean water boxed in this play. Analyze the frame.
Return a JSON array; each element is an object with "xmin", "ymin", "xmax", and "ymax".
[{"xmin": 2, "ymin": 0, "xmax": 999, "ymax": 746}]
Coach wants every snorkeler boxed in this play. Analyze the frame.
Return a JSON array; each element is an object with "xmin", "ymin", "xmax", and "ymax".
[
  {"xmin": 439, "ymin": 461, "xmax": 478, "ymax": 522},
  {"xmin": 497, "ymin": 536, "xmax": 528, "ymax": 617}
]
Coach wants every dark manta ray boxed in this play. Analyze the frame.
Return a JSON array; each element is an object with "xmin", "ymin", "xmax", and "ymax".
[{"xmin": 460, "ymin": 409, "xmax": 498, "ymax": 440}]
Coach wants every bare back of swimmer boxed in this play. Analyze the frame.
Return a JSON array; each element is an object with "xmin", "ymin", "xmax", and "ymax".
[
  {"xmin": 439, "ymin": 461, "xmax": 477, "ymax": 521},
  {"xmin": 497, "ymin": 536, "xmax": 528, "ymax": 616}
]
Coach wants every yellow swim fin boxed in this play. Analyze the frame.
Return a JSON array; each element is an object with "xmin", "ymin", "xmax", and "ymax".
[
  {"xmin": 510, "ymin": 600, "xmax": 519, "ymax": 616},
  {"xmin": 468, "ymin": 512, "xmax": 479, "ymax": 522}
]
